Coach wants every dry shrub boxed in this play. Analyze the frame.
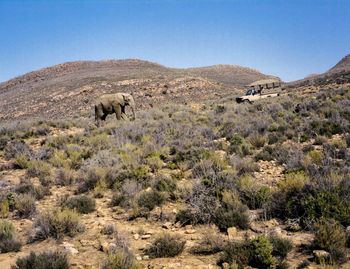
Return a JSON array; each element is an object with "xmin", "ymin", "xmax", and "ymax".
[
  {"xmin": 145, "ymin": 233, "xmax": 185, "ymax": 258},
  {"xmin": 0, "ymin": 220, "xmax": 22, "ymax": 253},
  {"xmin": 31, "ymin": 208, "xmax": 84, "ymax": 241}
]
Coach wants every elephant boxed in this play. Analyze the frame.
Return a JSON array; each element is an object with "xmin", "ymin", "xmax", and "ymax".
[{"xmin": 94, "ymin": 93, "xmax": 135, "ymax": 126}]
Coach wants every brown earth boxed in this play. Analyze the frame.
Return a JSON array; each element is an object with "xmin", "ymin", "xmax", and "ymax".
[{"xmin": 0, "ymin": 59, "xmax": 276, "ymax": 122}]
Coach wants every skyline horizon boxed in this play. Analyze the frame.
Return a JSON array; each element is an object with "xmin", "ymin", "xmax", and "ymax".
[
  {"xmin": 0, "ymin": 53, "xmax": 348, "ymax": 84},
  {"xmin": 1, "ymin": 0, "xmax": 349, "ymax": 83}
]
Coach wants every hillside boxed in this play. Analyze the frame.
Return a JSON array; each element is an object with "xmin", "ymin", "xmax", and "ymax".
[
  {"xmin": 1, "ymin": 86, "xmax": 350, "ymax": 268},
  {"xmin": 0, "ymin": 59, "xmax": 275, "ymax": 122},
  {"xmin": 287, "ymin": 53, "xmax": 350, "ymax": 88}
]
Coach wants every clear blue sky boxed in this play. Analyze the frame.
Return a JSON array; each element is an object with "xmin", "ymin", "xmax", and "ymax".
[{"xmin": 0, "ymin": 0, "xmax": 349, "ymax": 82}]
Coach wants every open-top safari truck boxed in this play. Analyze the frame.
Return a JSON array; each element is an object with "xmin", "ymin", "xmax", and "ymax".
[{"xmin": 236, "ymin": 78, "xmax": 282, "ymax": 104}]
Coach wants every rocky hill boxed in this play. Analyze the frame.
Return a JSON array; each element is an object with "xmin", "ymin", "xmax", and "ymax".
[
  {"xmin": 0, "ymin": 59, "xmax": 275, "ymax": 122},
  {"xmin": 287, "ymin": 53, "xmax": 350, "ymax": 88}
]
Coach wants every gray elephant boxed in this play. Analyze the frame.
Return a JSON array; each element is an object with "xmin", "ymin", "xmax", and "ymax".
[{"xmin": 94, "ymin": 93, "xmax": 135, "ymax": 126}]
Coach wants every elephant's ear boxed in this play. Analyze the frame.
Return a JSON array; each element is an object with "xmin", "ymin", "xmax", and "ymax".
[{"xmin": 123, "ymin": 94, "xmax": 130, "ymax": 103}]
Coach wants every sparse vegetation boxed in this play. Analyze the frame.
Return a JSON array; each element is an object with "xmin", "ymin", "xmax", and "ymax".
[
  {"xmin": 1, "ymin": 81, "xmax": 350, "ymax": 268},
  {"xmin": 12, "ymin": 251, "xmax": 69, "ymax": 269},
  {"xmin": 61, "ymin": 194, "xmax": 96, "ymax": 214},
  {"xmin": 31, "ymin": 208, "xmax": 84, "ymax": 240},
  {"xmin": 145, "ymin": 233, "xmax": 185, "ymax": 258},
  {"xmin": 0, "ymin": 220, "xmax": 21, "ymax": 253},
  {"xmin": 102, "ymin": 249, "xmax": 141, "ymax": 269}
]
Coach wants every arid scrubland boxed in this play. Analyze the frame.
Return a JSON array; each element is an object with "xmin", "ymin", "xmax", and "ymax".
[{"xmin": 1, "ymin": 86, "xmax": 350, "ymax": 268}]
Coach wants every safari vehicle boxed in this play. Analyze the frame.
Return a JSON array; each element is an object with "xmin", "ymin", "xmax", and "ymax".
[{"xmin": 236, "ymin": 78, "xmax": 282, "ymax": 104}]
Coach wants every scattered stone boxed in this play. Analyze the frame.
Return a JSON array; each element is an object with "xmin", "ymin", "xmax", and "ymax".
[
  {"xmin": 175, "ymin": 222, "xmax": 182, "ymax": 228},
  {"xmin": 270, "ymin": 227, "xmax": 282, "ymax": 237},
  {"xmin": 108, "ymin": 243, "xmax": 117, "ymax": 254},
  {"xmin": 215, "ymin": 150, "xmax": 227, "ymax": 160},
  {"xmin": 222, "ymin": 263, "xmax": 230, "ymax": 269},
  {"xmin": 133, "ymin": 234, "xmax": 140, "ymax": 240},
  {"xmin": 141, "ymin": 234, "xmax": 151, "ymax": 239},
  {"xmin": 162, "ymin": 222, "xmax": 172, "ymax": 229},
  {"xmin": 96, "ymin": 210, "xmax": 105, "ymax": 217},
  {"xmin": 265, "ymin": 219, "xmax": 279, "ymax": 228},
  {"xmin": 185, "ymin": 229, "xmax": 196, "ymax": 234},
  {"xmin": 227, "ymin": 227, "xmax": 237, "ymax": 240},
  {"xmin": 135, "ymin": 254, "xmax": 142, "ymax": 261},
  {"xmin": 313, "ymin": 250, "xmax": 330, "ymax": 263},
  {"xmin": 346, "ymin": 225, "xmax": 350, "ymax": 234},
  {"xmin": 143, "ymin": 255, "xmax": 149, "ymax": 260},
  {"xmin": 62, "ymin": 242, "xmax": 79, "ymax": 255}
]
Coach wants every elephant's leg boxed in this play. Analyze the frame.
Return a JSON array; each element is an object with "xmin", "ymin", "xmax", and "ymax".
[
  {"xmin": 95, "ymin": 105, "xmax": 104, "ymax": 127},
  {"xmin": 113, "ymin": 104, "xmax": 122, "ymax": 120},
  {"xmin": 121, "ymin": 105, "xmax": 128, "ymax": 120}
]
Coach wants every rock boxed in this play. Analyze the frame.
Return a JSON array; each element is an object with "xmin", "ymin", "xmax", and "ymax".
[
  {"xmin": 135, "ymin": 255, "xmax": 142, "ymax": 261},
  {"xmin": 133, "ymin": 234, "xmax": 140, "ymax": 240},
  {"xmin": 100, "ymin": 242, "xmax": 109, "ymax": 253},
  {"xmin": 313, "ymin": 250, "xmax": 330, "ymax": 263},
  {"xmin": 185, "ymin": 240, "xmax": 197, "ymax": 250},
  {"xmin": 108, "ymin": 243, "xmax": 117, "ymax": 254},
  {"xmin": 143, "ymin": 255, "xmax": 149, "ymax": 260},
  {"xmin": 162, "ymin": 222, "xmax": 172, "ymax": 229},
  {"xmin": 265, "ymin": 219, "xmax": 279, "ymax": 228},
  {"xmin": 185, "ymin": 229, "xmax": 196, "ymax": 234},
  {"xmin": 141, "ymin": 234, "xmax": 151, "ymax": 239},
  {"xmin": 270, "ymin": 227, "xmax": 282, "ymax": 237},
  {"xmin": 62, "ymin": 242, "xmax": 79, "ymax": 255},
  {"xmin": 96, "ymin": 210, "xmax": 105, "ymax": 217},
  {"xmin": 215, "ymin": 150, "xmax": 227, "ymax": 160},
  {"xmin": 222, "ymin": 263, "xmax": 230, "ymax": 269},
  {"xmin": 175, "ymin": 222, "xmax": 182, "ymax": 228},
  {"xmin": 227, "ymin": 227, "xmax": 237, "ymax": 240},
  {"xmin": 346, "ymin": 226, "xmax": 350, "ymax": 234}
]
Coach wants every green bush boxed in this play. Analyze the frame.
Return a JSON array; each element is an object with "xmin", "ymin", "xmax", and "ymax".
[
  {"xmin": 214, "ymin": 191, "xmax": 249, "ymax": 231},
  {"xmin": 250, "ymin": 236, "xmax": 277, "ymax": 268},
  {"xmin": 154, "ymin": 175, "xmax": 177, "ymax": 195},
  {"xmin": 249, "ymin": 134, "xmax": 267, "ymax": 149},
  {"xmin": 137, "ymin": 190, "xmax": 165, "ymax": 211},
  {"xmin": 111, "ymin": 192, "xmax": 128, "ymax": 207},
  {"xmin": 0, "ymin": 199, "xmax": 9, "ymax": 218},
  {"xmin": 55, "ymin": 168, "xmax": 75, "ymax": 186},
  {"xmin": 12, "ymin": 251, "xmax": 69, "ymax": 269},
  {"xmin": 26, "ymin": 160, "xmax": 52, "ymax": 186},
  {"xmin": 218, "ymin": 235, "xmax": 277, "ymax": 269},
  {"xmin": 62, "ymin": 195, "xmax": 96, "ymax": 214},
  {"xmin": 32, "ymin": 208, "xmax": 84, "ymax": 240},
  {"xmin": 102, "ymin": 249, "xmax": 141, "ymax": 269},
  {"xmin": 313, "ymin": 219, "xmax": 346, "ymax": 264},
  {"xmin": 269, "ymin": 236, "xmax": 293, "ymax": 259},
  {"xmin": 14, "ymin": 182, "xmax": 50, "ymax": 200},
  {"xmin": 145, "ymin": 233, "xmax": 185, "ymax": 258},
  {"xmin": 15, "ymin": 194, "xmax": 36, "ymax": 218},
  {"xmin": 255, "ymin": 145, "xmax": 274, "ymax": 161},
  {"xmin": 76, "ymin": 167, "xmax": 103, "ymax": 193},
  {"xmin": 190, "ymin": 232, "xmax": 224, "ymax": 255},
  {"xmin": 238, "ymin": 175, "xmax": 271, "ymax": 209},
  {"xmin": 0, "ymin": 220, "xmax": 21, "ymax": 253},
  {"xmin": 218, "ymin": 240, "xmax": 252, "ymax": 269}
]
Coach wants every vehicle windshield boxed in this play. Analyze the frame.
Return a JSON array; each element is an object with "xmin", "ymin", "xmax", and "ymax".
[{"xmin": 245, "ymin": 89, "xmax": 254, "ymax": 95}]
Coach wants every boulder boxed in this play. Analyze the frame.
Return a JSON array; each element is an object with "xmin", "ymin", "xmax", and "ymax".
[{"xmin": 227, "ymin": 227, "xmax": 237, "ymax": 240}]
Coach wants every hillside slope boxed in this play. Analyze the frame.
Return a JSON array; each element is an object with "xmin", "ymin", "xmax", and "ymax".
[
  {"xmin": 288, "ymin": 53, "xmax": 350, "ymax": 88},
  {"xmin": 0, "ymin": 59, "xmax": 275, "ymax": 122}
]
